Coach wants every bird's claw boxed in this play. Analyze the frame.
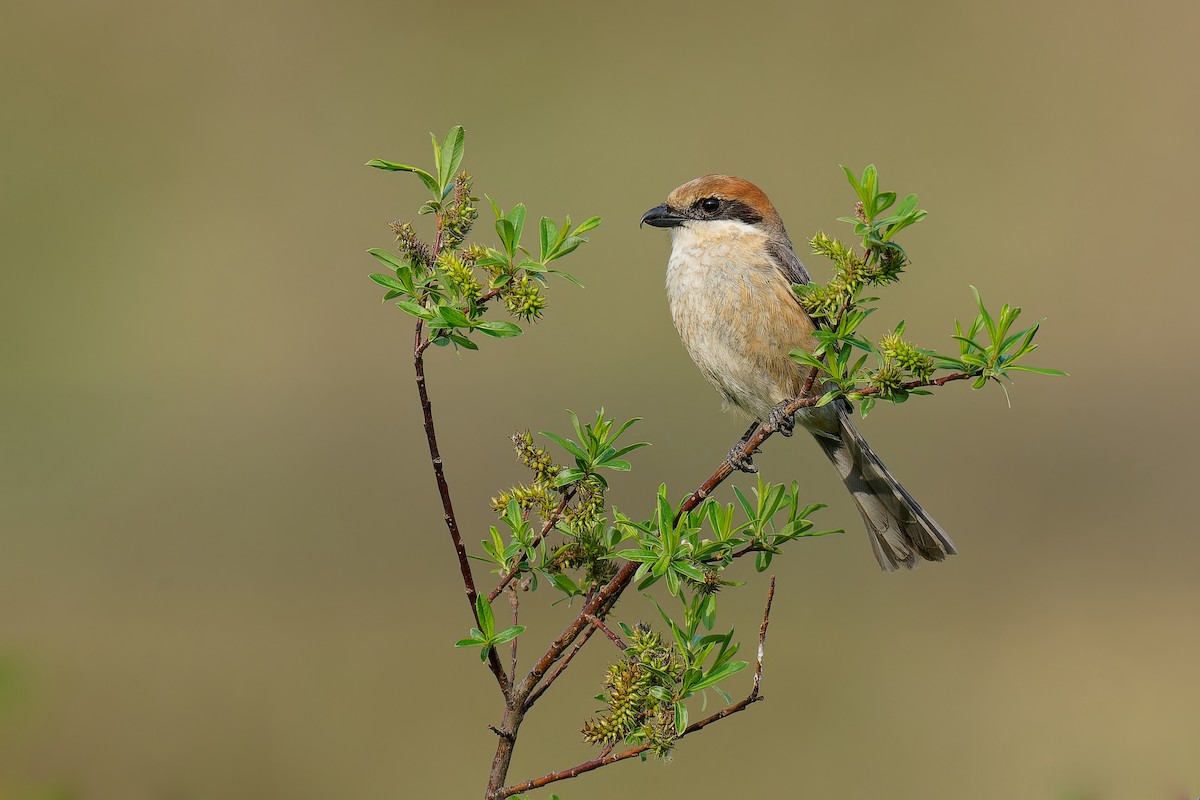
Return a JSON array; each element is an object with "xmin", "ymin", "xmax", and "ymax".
[
  {"xmin": 767, "ymin": 401, "xmax": 796, "ymax": 437},
  {"xmin": 727, "ymin": 443, "xmax": 759, "ymax": 473}
]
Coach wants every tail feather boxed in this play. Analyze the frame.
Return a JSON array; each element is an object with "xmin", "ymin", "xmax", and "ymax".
[{"xmin": 813, "ymin": 409, "xmax": 956, "ymax": 571}]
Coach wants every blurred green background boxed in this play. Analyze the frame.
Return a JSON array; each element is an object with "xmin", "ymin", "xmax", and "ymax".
[{"xmin": 2, "ymin": 0, "xmax": 1198, "ymax": 798}]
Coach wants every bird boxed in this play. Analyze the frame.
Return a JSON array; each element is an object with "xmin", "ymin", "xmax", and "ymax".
[{"xmin": 640, "ymin": 175, "xmax": 956, "ymax": 571}]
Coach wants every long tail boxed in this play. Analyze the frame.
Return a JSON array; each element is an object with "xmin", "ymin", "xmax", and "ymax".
[{"xmin": 813, "ymin": 409, "xmax": 956, "ymax": 571}]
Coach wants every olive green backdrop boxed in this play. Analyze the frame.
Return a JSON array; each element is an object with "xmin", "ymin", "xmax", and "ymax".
[{"xmin": 3, "ymin": 0, "xmax": 1198, "ymax": 798}]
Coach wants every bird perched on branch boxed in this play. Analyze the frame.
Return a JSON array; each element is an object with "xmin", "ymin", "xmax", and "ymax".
[{"xmin": 641, "ymin": 175, "xmax": 955, "ymax": 571}]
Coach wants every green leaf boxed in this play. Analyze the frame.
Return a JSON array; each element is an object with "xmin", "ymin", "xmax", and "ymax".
[
  {"xmin": 860, "ymin": 164, "xmax": 878, "ymax": 209},
  {"xmin": 840, "ymin": 164, "xmax": 861, "ymax": 194},
  {"xmin": 550, "ymin": 573, "xmax": 580, "ymax": 595},
  {"xmin": 547, "ymin": 268, "xmax": 585, "ymax": 288},
  {"xmin": 790, "ymin": 349, "xmax": 826, "ymax": 371},
  {"xmin": 555, "ymin": 468, "xmax": 587, "ymax": 487},
  {"xmin": 672, "ymin": 561, "xmax": 706, "ymax": 581},
  {"xmin": 506, "ymin": 204, "xmax": 527, "ymax": 249},
  {"xmin": 572, "ymin": 216, "xmax": 602, "ymax": 235},
  {"xmin": 475, "ymin": 595, "xmax": 495, "ymax": 637},
  {"xmin": 732, "ymin": 486, "xmax": 757, "ymax": 526},
  {"xmin": 475, "ymin": 320, "xmax": 523, "ymax": 338},
  {"xmin": 369, "ymin": 273, "xmax": 406, "ymax": 291},
  {"xmin": 396, "ymin": 299, "xmax": 433, "ymax": 320},
  {"xmin": 1005, "ymin": 365, "xmax": 1068, "ymax": 376},
  {"xmin": 492, "ymin": 625, "xmax": 526, "ymax": 644},
  {"xmin": 365, "ymin": 159, "xmax": 440, "ymax": 195},
  {"xmin": 429, "ymin": 131, "xmax": 442, "ymax": 187},
  {"xmin": 440, "ymin": 125, "xmax": 465, "ymax": 190},
  {"xmin": 691, "ymin": 660, "xmax": 748, "ymax": 691},
  {"xmin": 873, "ymin": 191, "xmax": 896, "ymax": 216},
  {"xmin": 454, "ymin": 637, "xmax": 485, "ymax": 648},
  {"xmin": 971, "ymin": 285, "xmax": 997, "ymax": 342},
  {"xmin": 674, "ymin": 701, "xmax": 688, "ymax": 734},
  {"xmin": 367, "ymin": 248, "xmax": 408, "ymax": 271},
  {"xmin": 436, "ymin": 305, "xmax": 472, "ymax": 328},
  {"xmin": 496, "ymin": 219, "xmax": 517, "ymax": 256},
  {"xmin": 611, "ymin": 441, "xmax": 650, "ymax": 459},
  {"xmin": 814, "ymin": 389, "xmax": 839, "ymax": 408},
  {"xmin": 539, "ymin": 431, "xmax": 589, "ymax": 462},
  {"xmin": 539, "ymin": 217, "xmax": 558, "ymax": 262}
]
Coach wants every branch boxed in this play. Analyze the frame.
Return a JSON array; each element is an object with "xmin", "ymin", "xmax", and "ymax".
[
  {"xmin": 522, "ymin": 590, "xmax": 618, "ymax": 711},
  {"xmin": 499, "ymin": 578, "xmax": 777, "ymax": 799},
  {"xmin": 523, "ymin": 625, "xmax": 595, "ymax": 711},
  {"xmin": 516, "ymin": 560, "xmax": 639, "ymax": 700},
  {"xmin": 508, "ymin": 586, "xmax": 520, "ymax": 688},
  {"xmin": 584, "ymin": 614, "xmax": 627, "ymax": 650},
  {"xmin": 679, "ymin": 371, "xmax": 971, "ymax": 516},
  {"xmin": 413, "ymin": 318, "xmax": 509, "ymax": 696}
]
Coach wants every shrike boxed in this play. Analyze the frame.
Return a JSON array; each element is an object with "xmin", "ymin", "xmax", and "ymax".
[{"xmin": 641, "ymin": 175, "xmax": 955, "ymax": 571}]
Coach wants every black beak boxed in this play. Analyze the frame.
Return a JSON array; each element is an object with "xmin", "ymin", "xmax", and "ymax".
[{"xmin": 640, "ymin": 204, "xmax": 685, "ymax": 229}]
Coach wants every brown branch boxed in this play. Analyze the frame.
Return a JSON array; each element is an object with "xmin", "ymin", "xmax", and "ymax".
[
  {"xmin": 499, "ymin": 578, "xmax": 778, "ymax": 799},
  {"xmin": 522, "ymin": 590, "xmax": 619, "ymax": 711},
  {"xmin": 488, "ymin": 491, "xmax": 575, "ymax": 603},
  {"xmin": 523, "ymin": 625, "xmax": 595, "ymax": 711},
  {"xmin": 798, "ymin": 364, "xmax": 819, "ymax": 400},
  {"xmin": 414, "ymin": 317, "xmax": 509, "ymax": 696},
  {"xmin": 508, "ymin": 586, "xmax": 520, "ymax": 688},
  {"xmin": 584, "ymin": 614, "xmax": 627, "ymax": 650},
  {"xmin": 751, "ymin": 576, "xmax": 775, "ymax": 699},
  {"xmin": 678, "ymin": 371, "xmax": 971, "ymax": 518},
  {"xmin": 516, "ymin": 560, "xmax": 639, "ymax": 703}
]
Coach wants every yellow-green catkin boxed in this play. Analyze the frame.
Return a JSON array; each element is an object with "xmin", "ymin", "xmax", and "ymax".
[
  {"xmin": 442, "ymin": 172, "xmax": 478, "ymax": 250},
  {"xmin": 502, "ymin": 276, "xmax": 546, "ymax": 321},
  {"xmin": 437, "ymin": 250, "xmax": 482, "ymax": 306},
  {"xmin": 388, "ymin": 220, "xmax": 431, "ymax": 269},
  {"xmin": 581, "ymin": 625, "xmax": 684, "ymax": 758},
  {"xmin": 878, "ymin": 330, "xmax": 935, "ymax": 381},
  {"xmin": 491, "ymin": 432, "xmax": 560, "ymax": 519}
]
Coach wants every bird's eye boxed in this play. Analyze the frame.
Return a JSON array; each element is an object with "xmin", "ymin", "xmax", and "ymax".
[{"xmin": 699, "ymin": 197, "xmax": 721, "ymax": 213}]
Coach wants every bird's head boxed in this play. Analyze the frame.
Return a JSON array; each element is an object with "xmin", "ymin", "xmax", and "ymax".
[{"xmin": 639, "ymin": 175, "xmax": 784, "ymax": 237}]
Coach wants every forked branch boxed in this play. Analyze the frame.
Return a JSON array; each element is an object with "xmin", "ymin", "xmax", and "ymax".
[{"xmin": 498, "ymin": 578, "xmax": 777, "ymax": 799}]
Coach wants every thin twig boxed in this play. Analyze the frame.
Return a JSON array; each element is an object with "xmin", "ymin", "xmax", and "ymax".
[
  {"xmin": 751, "ymin": 576, "xmax": 776, "ymax": 700},
  {"xmin": 798, "ymin": 365, "xmax": 819, "ymax": 400},
  {"xmin": 584, "ymin": 614, "xmax": 627, "ymax": 651},
  {"xmin": 523, "ymin": 590, "xmax": 619, "ymax": 711},
  {"xmin": 414, "ymin": 323, "xmax": 509, "ymax": 695},
  {"xmin": 488, "ymin": 491, "xmax": 575, "ymax": 603},
  {"xmin": 524, "ymin": 624, "xmax": 596, "ymax": 711},
  {"xmin": 500, "ymin": 578, "xmax": 778, "ymax": 799},
  {"xmin": 677, "ymin": 371, "xmax": 970, "ymax": 519},
  {"xmin": 509, "ymin": 585, "xmax": 520, "ymax": 688}
]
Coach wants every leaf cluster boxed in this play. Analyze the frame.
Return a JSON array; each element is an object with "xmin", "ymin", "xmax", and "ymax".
[
  {"xmin": 366, "ymin": 126, "xmax": 601, "ymax": 350},
  {"xmin": 838, "ymin": 164, "xmax": 927, "ymax": 250},
  {"xmin": 937, "ymin": 286, "xmax": 1068, "ymax": 400},
  {"xmin": 478, "ymin": 411, "xmax": 648, "ymax": 598},
  {"xmin": 454, "ymin": 595, "xmax": 526, "ymax": 662},
  {"xmin": 541, "ymin": 409, "xmax": 649, "ymax": 490},
  {"xmin": 790, "ymin": 165, "xmax": 1064, "ymax": 417}
]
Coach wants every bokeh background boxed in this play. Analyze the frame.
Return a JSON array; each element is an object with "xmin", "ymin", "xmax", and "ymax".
[{"xmin": 3, "ymin": 0, "xmax": 1198, "ymax": 798}]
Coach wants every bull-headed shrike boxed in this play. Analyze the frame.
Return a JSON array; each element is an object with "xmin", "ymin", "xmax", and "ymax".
[{"xmin": 641, "ymin": 175, "xmax": 955, "ymax": 571}]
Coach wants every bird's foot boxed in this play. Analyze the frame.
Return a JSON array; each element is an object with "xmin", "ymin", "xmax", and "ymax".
[
  {"xmin": 767, "ymin": 400, "xmax": 796, "ymax": 437},
  {"xmin": 727, "ymin": 442, "xmax": 760, "ymax": 473}
]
